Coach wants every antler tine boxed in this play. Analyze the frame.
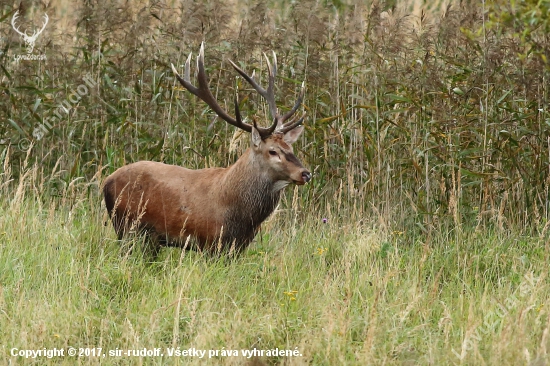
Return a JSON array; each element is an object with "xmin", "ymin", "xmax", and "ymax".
[
  {"xmin": 261, "ymin": 51, "xmax": 280, "ymax": 136},
  {"xmin": 171, "ymin": 42, "xmax": 252, "ymax": 133},
  {"xmin": 195, "ymin": 43, "xmax": 209, "ymax": 93},
  {"xmin": 271, "ymin": 51, "xmax": 277, "ymax": 81},
  {"xmin": 171, "ymin": 54, "xmax": 197, "ymax": 95},
  {"xmin": 263, "ymin": 52, "xmax": 278, "ymax": 122},
  {"xmin": 279, "ymin": 111, "xmax": 306, "ymax": 134},
  {"xmin": 11, "ymin": 11, "xmax": 26, "ymax": 37},
  {"xmin": 36, "ymin": 13, "xmax": 48, "ymax": 35},
  {"xmin": 279, "ymin": 81, "xmax": 305, "ymax": 126},
  {"xmin": 234, "ymin": 93, "xmax": 245, "ymax": 127},
  {"xmin": 184, "ymin": 52, "xmax": 192, "ymax": 83}
]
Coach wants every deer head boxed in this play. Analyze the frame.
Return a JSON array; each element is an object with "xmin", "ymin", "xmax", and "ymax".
[
  {"xmin": 11, "ymin": 11, "xmax": 48, "ymax": 54},
  {"xmin": 170, "ymin": 43, "xmax": 311, "ymax": 188}
]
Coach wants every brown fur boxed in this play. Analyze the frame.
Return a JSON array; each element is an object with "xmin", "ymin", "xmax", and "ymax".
[{"xmin": 103, "ymin": 133, "xmax": 310, "ymax": 253}]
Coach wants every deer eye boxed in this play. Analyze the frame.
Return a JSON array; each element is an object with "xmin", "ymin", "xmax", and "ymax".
[{"xmin": 269, "ymin": 150, "xmax": 278, "ymax": 156}]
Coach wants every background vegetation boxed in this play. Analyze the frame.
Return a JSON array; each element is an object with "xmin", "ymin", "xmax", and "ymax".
[{"xmin": 1, "ymin": 0, "xmax": 550, "ymax": 364}]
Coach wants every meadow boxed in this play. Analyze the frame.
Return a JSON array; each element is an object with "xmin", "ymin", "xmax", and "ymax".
[{"xmin": 1, "ymin": 0, "xmax": 550, "ymax": 364}]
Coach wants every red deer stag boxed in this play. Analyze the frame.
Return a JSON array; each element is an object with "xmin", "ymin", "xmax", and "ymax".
[{"xmin": 103, "ymin": 43, "xmax": 311, "ymax": 253}]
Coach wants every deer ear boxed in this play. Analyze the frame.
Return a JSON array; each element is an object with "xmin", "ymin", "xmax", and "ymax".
[
  {"xmin": 283, "ymin": 125, "xmax": 304, "ymax": 144},
  {"xmin": 251, "ymin": 126, "xmax": 262, "ymax": 147}
]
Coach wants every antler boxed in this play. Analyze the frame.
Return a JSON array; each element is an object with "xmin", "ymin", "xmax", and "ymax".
[
  {"xmin": 171, "ymin": 43, "xmax": 252, "ymax": 133},
  {"xmin": 11, "ymin": 11, "xmax": 48, "ymax": 39},
  {"xmin": 32, "ymin": 13, "xmax": 49, "ymax": 39},
  {"xmin": 11, "ymin": 11, "xmax": 27, "ymax": 37},
  {"xmin": 171, "ymin": 42, "xmax": 305, "ymax": 139}
]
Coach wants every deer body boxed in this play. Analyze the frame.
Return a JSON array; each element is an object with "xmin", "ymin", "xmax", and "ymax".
[
  {"xmin": 104, "ymin": 44, "xmax": 310, "ymax": 253},
  {"xmin": 104, "ymin": 138, "xmax": 300, "ymax": 251}
]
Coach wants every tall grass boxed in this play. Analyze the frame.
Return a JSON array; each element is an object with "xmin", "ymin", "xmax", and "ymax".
[
  {"xmin": 1, "ymin": 170, "xmax": 549, "ymax": 365},
  {"xmin": 1, "ymin": 0, "xmax": 548, "ymax": 232}
]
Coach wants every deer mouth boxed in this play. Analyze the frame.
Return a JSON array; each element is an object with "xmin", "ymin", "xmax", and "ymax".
[{"xmin": 293, "ymin": 171, "xmax": 311, "ymax": 185}]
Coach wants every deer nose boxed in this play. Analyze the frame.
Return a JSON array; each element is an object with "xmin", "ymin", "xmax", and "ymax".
[{"xmin": 302, "ymin": 171, "xmax": 312, "ymax": 183}]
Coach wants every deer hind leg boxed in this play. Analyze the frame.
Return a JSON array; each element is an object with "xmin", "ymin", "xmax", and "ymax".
[
  {"xmin": 104, "ymin": 180, "xmax": 127, "ymax": 239},
  {"xmin": 104, "ymin": 179, "xmax": 151, "ymax": 240}
]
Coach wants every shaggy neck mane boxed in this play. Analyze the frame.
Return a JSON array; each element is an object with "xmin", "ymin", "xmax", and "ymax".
[{"xmin": 221, "ymin": 149, "xmax": 281, "ymax": 246}]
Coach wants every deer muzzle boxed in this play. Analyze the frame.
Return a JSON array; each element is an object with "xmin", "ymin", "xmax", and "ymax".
[{"xmin": 295, "ymin": 170, "xmax": 311, "ymax": 185}]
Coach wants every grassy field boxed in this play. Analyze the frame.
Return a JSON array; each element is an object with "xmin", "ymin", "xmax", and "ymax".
[
  {"xmin": 2, "ymin": 0, "xmax": 550, "ymax": 364},
  {"xmin": 1, "ymin": 173, "xmax": 549, "ymax": 365}
]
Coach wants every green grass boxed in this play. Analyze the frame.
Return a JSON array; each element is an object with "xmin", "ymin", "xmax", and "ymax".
[{"xmin": 1, "ymin": 191, "xmax": 548, "ymax": 365}]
